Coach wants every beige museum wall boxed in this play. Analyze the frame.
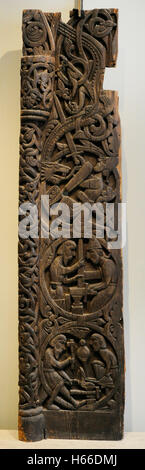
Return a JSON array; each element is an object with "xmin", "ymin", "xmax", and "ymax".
[{"xmin": 0, "ymin": 0, "xmax": 145, "ymax": 432}]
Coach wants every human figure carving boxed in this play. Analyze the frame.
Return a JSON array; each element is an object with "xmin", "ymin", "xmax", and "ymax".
[
  {"xmin": 50, "ymin": 240, "xmax": 84, "ymax": 288},
  {"xmin": 40, "ymin": 334, "xmax": 86, "ymax": 409},
  {"xmin": 89, "ymin": 333, "xmax": 118, "ymax": 388},
  {"xmin": 85, "ymin": 239, "xmax": 117, "ymax": 310}
]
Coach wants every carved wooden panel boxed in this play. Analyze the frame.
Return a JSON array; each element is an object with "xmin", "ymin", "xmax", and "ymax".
[{"xmin": 19, "ymin": 8, "xmax": 124, "ymax": 441}]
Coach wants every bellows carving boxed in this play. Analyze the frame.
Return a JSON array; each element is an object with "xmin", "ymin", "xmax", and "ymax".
[{"xmin": 19, "ymin": 8, "xmax": 124, "ymax": 441}]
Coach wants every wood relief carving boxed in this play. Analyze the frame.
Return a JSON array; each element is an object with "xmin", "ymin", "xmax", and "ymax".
[{"xmin": 19, "ymin": 8, "xmax": 124, "ymax": 441}]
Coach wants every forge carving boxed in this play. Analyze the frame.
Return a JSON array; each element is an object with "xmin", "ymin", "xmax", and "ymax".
[{"xmin": 19, "ymin": 8, "xmax": 124, "ymax": 441}]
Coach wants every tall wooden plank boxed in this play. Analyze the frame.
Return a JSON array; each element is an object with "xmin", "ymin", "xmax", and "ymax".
[{"xmin": 19, "ymin": 8, "xmax": 124, "ymax": 441}]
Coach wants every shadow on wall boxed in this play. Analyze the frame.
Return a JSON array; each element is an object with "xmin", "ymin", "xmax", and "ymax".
[
  {"xmin": 122, "ymin": 130, "xmax": 132, "ymax": 433},
  {"xmin": 0, "ymin": 48, "xmax": 21, "ymax": 174},
  {"xmin": 0, "ymin": 50, "xmax": 21, "ymax": 430},
  {"xmin": 104, "ymin": 51, "xmax": 132, "ymax": 432}
]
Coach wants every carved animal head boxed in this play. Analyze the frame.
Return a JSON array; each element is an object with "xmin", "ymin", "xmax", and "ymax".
[{"xmin": 41, "ymin": 161, "xmax": 70, "ymax": 184}]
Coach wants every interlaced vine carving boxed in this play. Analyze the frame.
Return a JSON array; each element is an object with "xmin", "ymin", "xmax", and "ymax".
[{"xmin": 19, "ymin": 8, "xmax": 124, "ymax": 441}]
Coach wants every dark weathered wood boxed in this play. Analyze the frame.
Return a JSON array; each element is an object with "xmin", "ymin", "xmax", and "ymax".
[{"xmin": 19, "ymin": 8, "xmax": 124, "ymax": 441}]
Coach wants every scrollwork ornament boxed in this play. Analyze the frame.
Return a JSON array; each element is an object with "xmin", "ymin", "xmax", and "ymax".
[{"xmin": 19, "ymin": 7, "xmax": 124, "ymax": 441}]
